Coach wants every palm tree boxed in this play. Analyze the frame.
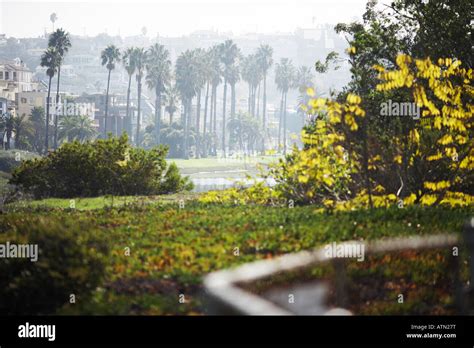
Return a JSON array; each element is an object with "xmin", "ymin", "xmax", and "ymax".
[
  {"xmin": 295, "ymin": 66, "xmax": 315, "ymax": 122},
  {"xmin": 134, "ymin": 47, "xmax": 147, "ymax": 146},
  {"xmin": 122, "ymin": 47, "xmax": 137, "ymax": 138},
  {"xmin": 241, "ymin": 54, "xmax": 262, "ymax": 117},
  {"xmin": 256, "ymin": 45, "xmax": 273, "ymax": 132},
  {"xmin": 49, "ymin": 28, "xmax": 71, "ymax": 149},
  {"xmin": 49, "ymin": 13, "xmax": 57, "ymax": 32},
  {"xmin": 219, "ymin": 40, "xmax": 240, "ymax": 157},
  {"xmin": 275, "ymin": 58, "xmax": 295, "ymax": 155},
  {"xmin": 295, "ymin": 66, "xmax": 314, "ymax": 93},
  {"xmin": 13, "ymin": 114, "xmax": 33, "ymax": 150},
  {"xmin": 164, "ymin": 83, "xmax": 180, "ymax": 125},
  {"xmin": 40, "ymin": 46, "xmax": 59, "ymax": 152},
  {"xmin": 29, "ymin": 107, "xmax": 46, "ymax": 154},
  {"xmin": 193, "ymin": 48, "xmax": 208, "ymax": 158},
  {"xmin": 101, "ymin": 45, "xmax": 121, "ymax": 137},
  {"xmin": 146, "ymin": 43, "xmax": 171, "ymax": 146},
  {"xmin": 175, "ymin": 50, "xmax": 199, "ymax": 159},
  {"xmin": 208, "ymin": 45, "xmax": 222, "ymax": 156},
  {"xmin": 59, "ymin": 114, "xmax": 97, "ymax": 142}
]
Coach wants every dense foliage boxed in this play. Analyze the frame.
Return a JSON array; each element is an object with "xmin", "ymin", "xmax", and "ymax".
[
  {"xmin": 1, "ymin": 201, "xmax": 470, "ymax": 314},
  {"xmin": 0, "ymin": 216, "xmax": 108, "ymax": 314},
  {"xmin": 10, "ymin": 134, "xmax": 193, "ymax": 198}
]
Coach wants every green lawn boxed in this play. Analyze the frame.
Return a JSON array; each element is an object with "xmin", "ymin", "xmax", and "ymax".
[
  {"xmin": 170, "ymin": 155, "xmax": 279, "ymax": 175},
  {"xmin": 6, "ymin": 193, "xmax": 199, "ymax": 211},
  {"xmin": 2, "ymin": 199, "xmax": 472, "ymax": 315}
]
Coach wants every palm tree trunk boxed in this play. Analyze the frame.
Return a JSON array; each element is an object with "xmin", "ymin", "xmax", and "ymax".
[
  {"xmin": 212, "ymin": 84, "xmax": 217, "ymax": 155},
  {"xmin": 183, "ymin": 98, "xmax": 190, "ymax": 159},
  {"xmin": 256, "ymin": 82, "xmax": 261, "ymax": 119},
  {"xmin": 126, "ymin": 73, "xmax": 132, "ymax": 138},
  {"xmin": 53, "ymin": 67, "xmax": 61, "ymax": 149},
  {"xmin": 222, "ymin": 79, "xmax": 227, "ymax": 157},
  {"xmin": 248, "ymin": 83, "xmax": 251, "ymax": 114},
  {"xmin": 196, "ymin": 88, "xmax": 201, "ymax": 158},
  {"xmin": 262, "ymin": 73, "xmax": 267, "ymax": 153},
  {"xmin": 169, "ymin": 110, "xmax": 173, "ymax": 125},
  {"xmin": 283, "ymin": 92, "xmax": 287, "ymax": 156},
  {"xmin": 231, "ymin": 83, "xmax": 236, "ymax": 120},
  {"xmin": 262, "ymin": 73, "xmax": 267, "ymax": 129},
  {"xmin": 155, "ymin": 89, "xmax": 161, "ymax": 145},
  {"xmin": 278, "ymin": 91, "xmax": 284, "ymax": 151},
  {"xmin": 45, "ymin": 75, "xmax": 52, "ymax": 153},
  {"xmin": 238, "ymin": 110, "xmax": 243, "ymax": 152},
  {"xmin": 104, "ymin": 68, "xmax": 111, "ymax": 137},
  {"xmin": 203, "ymin": 81, "xmax": 210, "ymax": 157},
  {"xmin": 136, "ymin": 75, "xmax": 142, "ymax": 146}
]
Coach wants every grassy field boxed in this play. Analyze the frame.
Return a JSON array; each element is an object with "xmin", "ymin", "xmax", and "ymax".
[
  {"xmin": 170, "ymin": 156, "xmax": 279, "ymax": 175},
  {"xmin": 2, "ymin": 198, "xmax": 472, "ymax": 315}
]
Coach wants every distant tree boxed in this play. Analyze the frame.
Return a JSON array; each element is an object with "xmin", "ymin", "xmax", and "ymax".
[
  {"xmin": 59, "ymin": 114, "xmax": 97, "ymax": 143},
  {"xmin": 164, "ymin": 83, "xmax": 180, "ymax": 125},
  {"xmin": 40, "ymin": 46, "xmax": 60, "ymax": 152},
  {"xmin": 146, "ymin": 43, "xmax": 171, "ymax": 146},
  {"xmin": 192, "ymin": 48, "xmax": 208, "ymax": 158},
  {"xmin": 49, "ymin": 28, "xmax": 71, "ymax": 149},
  {"xmin": 100, "ymin": 45, "xmax": 121, "ymax": 137},
  {"xmin": 208, "ymin": 45, "xmax": 222, "ymax": 156},
  {"xmin": 275, "ymin": 58, "xmax": 295, "ymax": 155},
  {"xmin": 134, "ymin": 47, "xmax": 147, "ymax": 146},
  {"xmin": 256, "ymin": 44, "xmax": 273, "ymax": 132},
  {"xmin": 49, "ymin": 13, "xmax": 57, "ymax": 32},
  {"xmin": 29, "ymin": 107, "xmax": 46, "ymax": 154},
  {"xmin": 13, "ymin": 114, "xmax": 33, "ymax": 150},
  {"xmin": 121, "ymin": 47, "xmax": 137, "ymax": 139},
  {"xmin": 175, "ymin": 50, "xmax": 199, "ymax": 159},
  {"xmin": 219, "ymin": 40, "xmax": 240, "ymax": 157}
]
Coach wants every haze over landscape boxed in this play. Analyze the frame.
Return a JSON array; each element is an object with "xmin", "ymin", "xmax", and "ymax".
[{"xmin": 1, "ymin": 0, "xmax": 369, "ymax": 38}]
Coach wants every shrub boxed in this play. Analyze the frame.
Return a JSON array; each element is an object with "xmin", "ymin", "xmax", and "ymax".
[
  {"xmin": 0, "ymin": 216, "xmax": 109, "ymax": 314},
  {"xmin": 159, "ymin": 162, "xmax": 194, "ymax": 194},
  {"xmin": 9, "ymin": 134, "xmax": 192, "ymax": 198}
]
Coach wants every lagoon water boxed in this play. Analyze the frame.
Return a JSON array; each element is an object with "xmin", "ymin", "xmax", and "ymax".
[{"xmin": 190, "ymin": 176, "xmax": 276, "ymax": 192}]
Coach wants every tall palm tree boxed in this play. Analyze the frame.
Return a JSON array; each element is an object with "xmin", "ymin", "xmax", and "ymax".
[
  {"xmin": 275, "ymin": 58, "xmax": 295, "ymax": 155},
  {"xmin": 219, "ymin": 40, "xmax": 240, "ymax": 157},
  {"xmin": 146, "ymin": 43, "xmax": 171, "ymax": 146},
  {"xmin": 208, "ymin": 45, "xmax": 222, "ymax": 156},
  {"xmin": 241, "ymin": 54, "xmax": 262, "ymax": 117},
  {"xmin": 40, "ymin": 46, "xmax": 59, "ymax": 153},
  {"xmin": 256, "ymin": 45, "xmax": 273, "ymax": 132},
  {"xmin": 201, "ymin": 49, "xmax": 212, "ymax": 157},
  {"xmin": 227, "ymin": 64, "xmax": 241, "ymax": 151},
  {"xmin": 122, "ymin": 47, "xmax": 137, "ymax": 138},
  {"xmin": 101, "ymin": 45, "xmax": 120, "ymax": 137},
  {"xmin": 134, "ymin": 47, "xmax": 147, "ymax": 146},
  {"xmin": 49, "ymin": 28, "xmax": 71, "ymax": 149},
  {"xmin": 175, "ymin": 50, "xmax": 199, "ymax": 159},
  {"xmin": 164, "ymin": 83, "xmax": 180, "ymax": 125},
  {"xmin": 193, "ymin": 48, "xmax": 208, "ymax": 158}
]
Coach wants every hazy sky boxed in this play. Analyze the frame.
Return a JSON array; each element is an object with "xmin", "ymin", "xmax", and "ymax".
[{"xmin": 0, "ymin": 0, "xmax": 371, "ymax": 38}]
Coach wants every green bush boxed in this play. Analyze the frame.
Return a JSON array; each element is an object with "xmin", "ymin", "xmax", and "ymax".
[
  {"xmin": 160, "ymin": 162, "xmax": 193, "ymax": 194},
  {"xmin": 0, "ymin": 216, "xmax": 109, "ymax": 314},
  {"xmin": 9, "ymin": 134, "xmax": 193, "ymax": 198}
]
